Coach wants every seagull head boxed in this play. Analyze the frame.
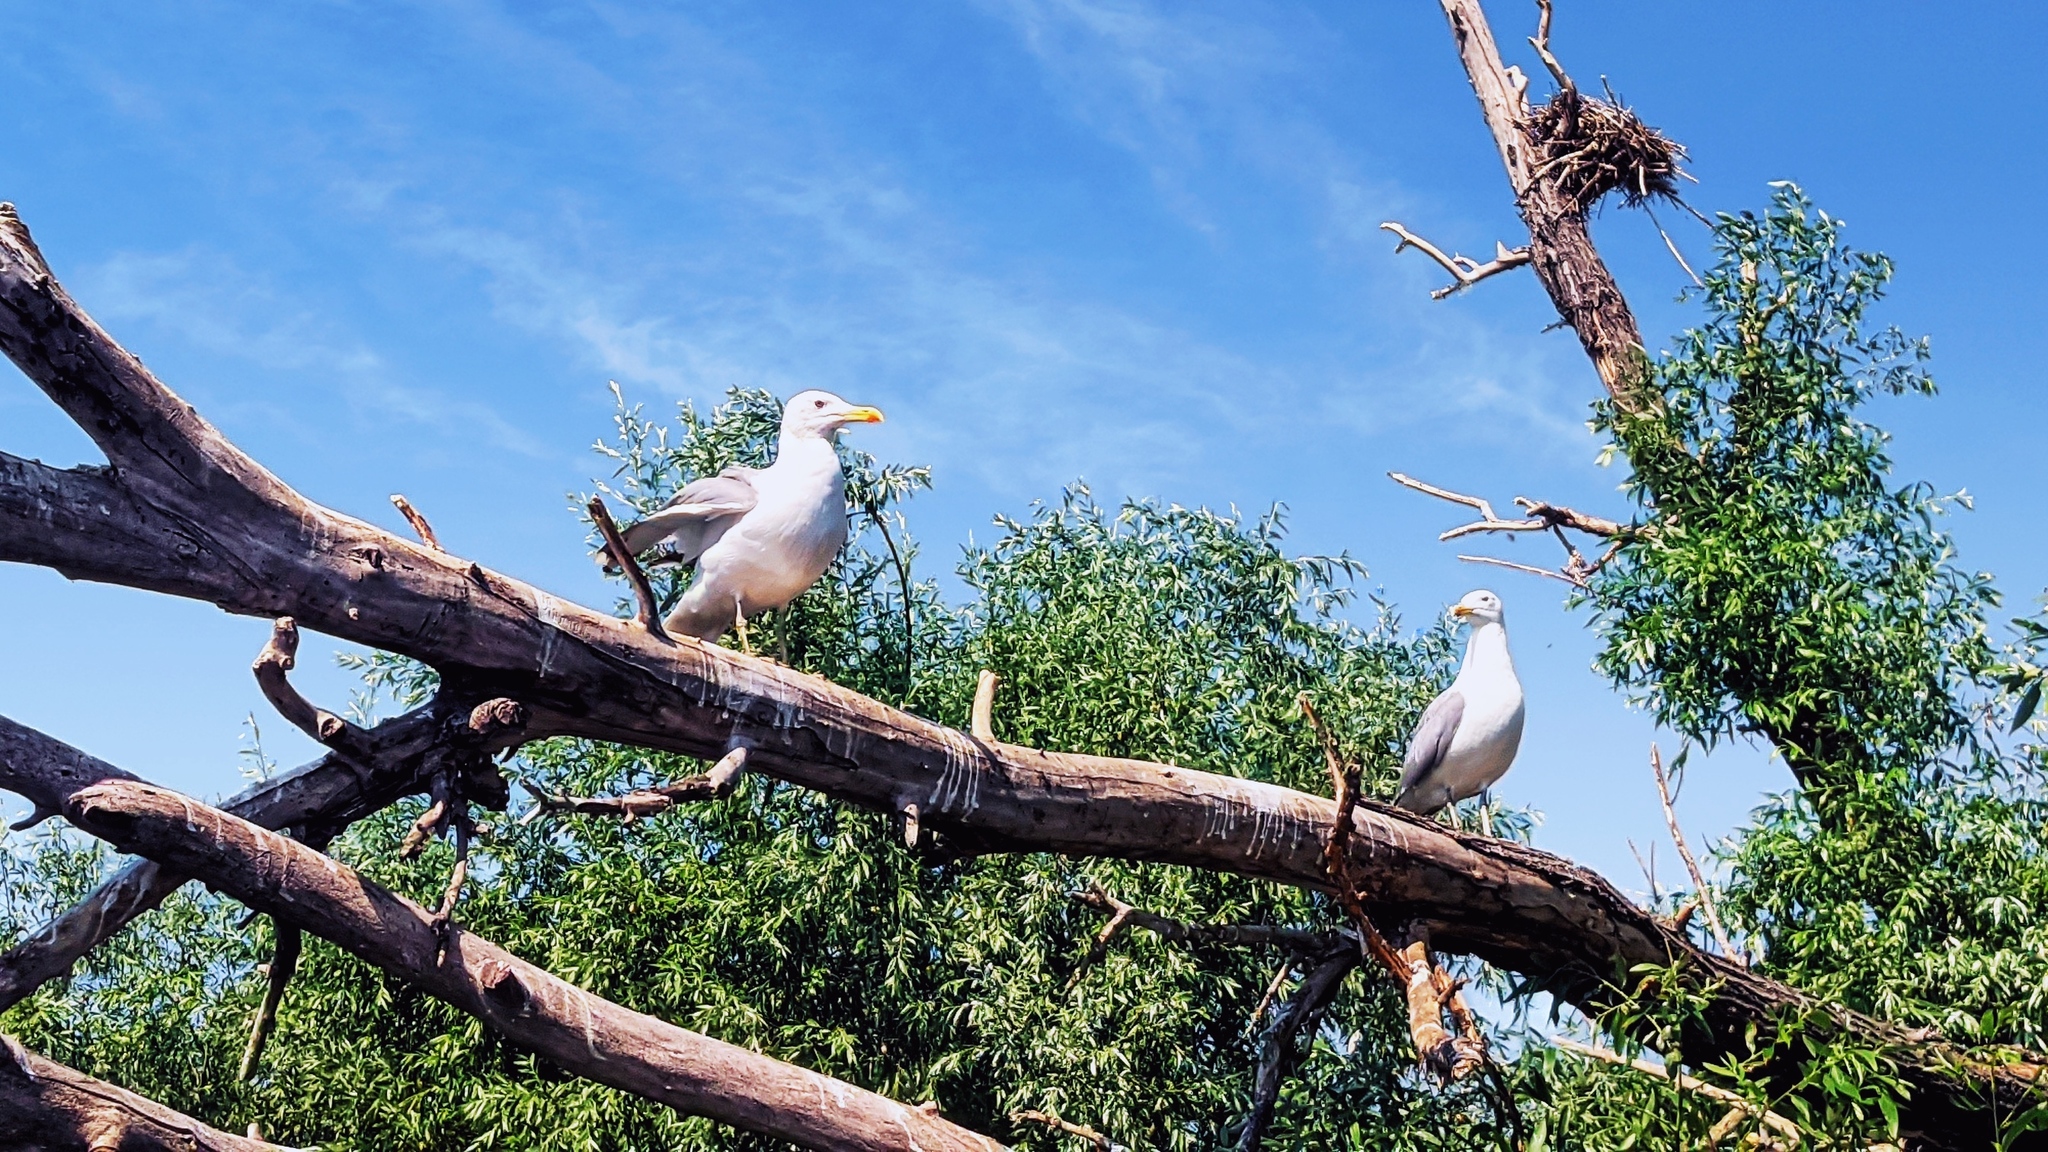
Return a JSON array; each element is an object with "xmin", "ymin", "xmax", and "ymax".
[
  {"xmin": 782, "ymin": 389, "xmax": 885, "ymax": 441},
  {"xmin": 1449, "ymin": 589, "xmax": 1505, "ymax": 627}
]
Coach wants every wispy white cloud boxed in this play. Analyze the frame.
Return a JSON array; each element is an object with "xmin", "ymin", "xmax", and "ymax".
[{"xmin": 77, "ymin": 247, "xmax": 552, "ymax": 457}]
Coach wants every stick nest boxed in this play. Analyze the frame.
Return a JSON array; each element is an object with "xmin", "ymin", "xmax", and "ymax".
[{"xmin": 1525, "ymin": 87, "xmax": 1687, "ymax": 211}]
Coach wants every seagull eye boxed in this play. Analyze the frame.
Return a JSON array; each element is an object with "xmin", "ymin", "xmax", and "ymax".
[{"xmin": 814, "ymin": 399, "xmax": 826, "ymax": 409}]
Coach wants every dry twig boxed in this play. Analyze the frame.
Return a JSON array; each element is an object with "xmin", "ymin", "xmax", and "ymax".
[
  {"xmin": 519, "ymin": 746, "xmax": 750, "ymax": 825},
  {"xmin": 389, "ymin": 493, "xmax": 442, "ymax": 551},
  {"xmin": 1011, "ymin": 1108, "xmax": 1118, "ymax": 1150},
  {"xmin": 1298, "ymin": 695, "xmax": 1487, "ymax": 1084},
  {"xmin": 588, "ymin": 495, "xmax": 669, "ymax": 641},
  {"xmin": 1554, "ymin": 1037, "xmax": 1801, "ymax": 1145},
  {"xmin": 1651, "ymin": 745, "xmax": 1738, "ymax": 959}
]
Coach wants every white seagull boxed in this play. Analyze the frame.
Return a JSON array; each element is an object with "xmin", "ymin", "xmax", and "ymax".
[
  {"xmin": 611, "ymin": 389, "xmax": 884, "ymax": 642},
  {"xmin": 1394, "ymin": 589, "xmax": 1525, "ymax": 816}
]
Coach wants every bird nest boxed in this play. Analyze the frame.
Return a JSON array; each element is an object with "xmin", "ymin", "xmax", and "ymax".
[{"xmin": 1525, "ymin": 87, "xmax": 1687, "ymax": 211}]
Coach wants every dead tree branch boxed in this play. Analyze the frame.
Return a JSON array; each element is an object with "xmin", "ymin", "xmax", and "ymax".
[
  {"xmin": 0, "ymin": 201, "xmax": 2032, "ymax": 1146},
  {"xmin": 1554, "ymin": 1037, "xmax": 1802, "ymax": 1146},
  {"xmin": 1651, "ymin": 745, "xmax": 1738, "ymax": 960},
  {"xmin": 1297, "ymin": 694, "xmax": 1487, "ymax": 1094},
  {"xmin": 389, "ymin": 493, "xmax": 442, "ymax": 551},
  {"xmin": 1071, "ymin": 882, "xmax": 1342, "ymax": 965},
  {"xmin": 236, "ymin": 921, "xmax": 301, "ymax": 1082},
  {"xmin": 970, "ymin": 670, "xmax": 1000, "ymax": 743},
  {"xmin": 1238, "ymin": 945, "xmax": 1358, "ymax": 1152},
  {"xmin": 0, "ymin": 696, "xmax": 519, "ymax": 1014},
  {"xmin": 1379, "ymin": 222, "xmax": 1531, "ymax": 300},
  {"xmin": 1010, "ymin": 1109, "xmax": 1118, "ymax": 1151},
  {"xmin": 589, "ymin": 495, "xmax": 669, "ymax": 641},
  {"xmin": 1389, "ymin": 471, "xmax": 1626, "ymax": 587},
  {"xmin": 0, "ymin": 720, "xmax": 1006, "ymax": 1152},
  {"xmin": 251, "ymin": 616, "xmax": 367, "ymax": 753},
  {"xmin": 519, "ymin": 745, "xmax": 750, "ymax": 822},
  {"xmin": 0, "ymin": 1036, "xmax": 302, "ymax": 1152}
]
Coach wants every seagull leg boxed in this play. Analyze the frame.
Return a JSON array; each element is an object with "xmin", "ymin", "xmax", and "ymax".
[
  {"xmin": 1480, "ymin": 789, "xmax": 1495, "ymax": 838},
  {"xmin": 732, "ymin": 594, "xmax": 753, "ymax": 656}
]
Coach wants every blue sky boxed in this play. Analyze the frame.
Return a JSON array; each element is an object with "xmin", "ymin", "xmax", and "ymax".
[{"xmin": 1, "ymin": 1, "xmax": 2043, "ymax": 895}]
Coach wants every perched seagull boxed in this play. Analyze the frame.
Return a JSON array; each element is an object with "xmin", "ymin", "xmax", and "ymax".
[
  {"xmin": 610, "ymin": 389, "xmax": 884, "ymax": 642},
  {"xmin": 1394, "ymin": 589, "xmax": 1525, "ymax": 817}
]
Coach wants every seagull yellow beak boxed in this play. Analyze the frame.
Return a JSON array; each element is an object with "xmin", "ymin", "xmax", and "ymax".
[
  {"xmin": 1451, "ymin": 605, "xmax": 1475, "ymax": 618},
  {"xmin": 840, "ymin": 406, "xmax": 885, "ymax": 424}
]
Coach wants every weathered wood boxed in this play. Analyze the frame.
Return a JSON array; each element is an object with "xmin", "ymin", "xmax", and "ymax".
[
  {"xmin": 0, "ymin": 201, "xmax": 2036, "ymax": 1145},
  {"xmin": 0, "ymin": 697, "xmax": 501, "ymax": 1013},
  {"xmin": 0, "ymin": 1036, "xmax": 297, "ymax": 1152},
  {"xmin": 1436, "ymin": 0, "xmax": 1649, "ymax": 408},
  {"xmin": 0, "ymin": 720, "xmax": 1002, "ymax": 1152}
]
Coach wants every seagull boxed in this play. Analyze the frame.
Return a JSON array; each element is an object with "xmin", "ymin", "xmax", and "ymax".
[
  {"xmin": 1394, "ymin": 589, "xmax": 1525, "ymax": 817},
  {"xmin": 610, "ymin": 389, "xmax": 884, "ymax": 643}
]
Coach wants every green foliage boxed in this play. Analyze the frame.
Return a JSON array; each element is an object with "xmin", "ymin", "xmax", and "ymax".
[{"xmin": 1589, "ymin": 184, "xmax": 1996, "ymax": 803}]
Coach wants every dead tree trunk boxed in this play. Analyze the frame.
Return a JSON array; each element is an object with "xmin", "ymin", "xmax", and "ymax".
[{"xmin": 0, "ymin": 1037, "xmax": 298, "ymax": 1152}]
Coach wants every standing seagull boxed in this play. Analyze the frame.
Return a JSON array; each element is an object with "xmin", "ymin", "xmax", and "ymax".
[
  {"xmin": 609, "ymin": 389, "xmax": 884, "ymax": 642},
  {"xmin": 1394, "ymin": 589, "xmax": 1525, "ymax": 817}
]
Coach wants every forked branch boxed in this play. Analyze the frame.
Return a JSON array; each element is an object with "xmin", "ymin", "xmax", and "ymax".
[
  {"xmin": 519, "ymin": 745, "xmax": 750, "ymax": 823},
  {"xmin": 1651, "ymin": 745, "xmax": 1738, "ymax": 959},
  {"xmin": 1380, "ymin": 222, "xmax": 1531, "ymax": 300}
]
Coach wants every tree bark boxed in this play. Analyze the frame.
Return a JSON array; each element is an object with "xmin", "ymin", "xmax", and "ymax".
[
  {"xmin": 0, "ymin": 1037, "xmax": 297, "ymax": 1152},
  {"xmin": 0, "ymin": 719, "xmax": 1003, "ymax": 1152},
  {"xmin": 1436, "ymin": 0, "xmax": 1650, "ymax": 408},
  {"xmin": 0, "ymin": 201, "xmax": 2035, "ymax": 1147},
  {"xmin": 0, "ymin": 695, "xmax": 512, "ymax": 1013}
]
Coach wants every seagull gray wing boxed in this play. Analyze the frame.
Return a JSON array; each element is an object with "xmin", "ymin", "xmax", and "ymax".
[
  {"xmin": 615, "ymin": 469, "xmax": 759, "ymax": 567},
  {"xmin": 1395, "ymin": 688, "xmax": 1464, "ymax": 810}
]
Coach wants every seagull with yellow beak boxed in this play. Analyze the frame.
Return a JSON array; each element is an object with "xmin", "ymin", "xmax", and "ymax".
[
  {"xmin": 610, "ymin": 389, "xmax": 885, "ymax": 643},
  {"xmin": 1394, "ymin": 589, "xmax": 1525, "ymax": 817}
]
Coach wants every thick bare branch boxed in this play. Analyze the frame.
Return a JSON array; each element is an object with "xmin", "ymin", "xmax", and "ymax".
[
  {"xmin": 1238, "ymin": 946, "xmax": 1357, "ymax": 1151},
  {"xmin": 0, "ymin": 697, "xmax": 512, "ymax": 1014},
  {"xmin": 970, "ymin": 670, "xmax": 1000, "ymax": 743},
  {"xmin": 0, "ymin": 204, "xmax": 2033, "ymax": 1146},
  {"xmin": 0, "ymin": 722, "xmax": 1004, "ymax": 1152},
  {"xmin": 251, "ymin": 617, "xmax": 366, "ymax": 752},
  {"xmin": 1379, "ymin": 222, "xmax": 1531, "ymax": 300},
  {"xmin": 1435, "ymin": 1, "xmax": 1651, "ymax": 406},
  {"xmin": 0, "ymin": 1036, "xmax": 300, "ymax": 1151}
]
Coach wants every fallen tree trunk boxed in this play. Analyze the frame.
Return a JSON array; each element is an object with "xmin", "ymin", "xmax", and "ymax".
[
  {"xmin": 0, "ymin": 1036, "xmax": 296, "ymax": 1152},
  {"xmin": 0, "ymin": 203, "xmax": 2035, "ymax": 1146},
  {"xmin": 0, "ymin": 717, "xmax": 1005, "ymax": 1152}
]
